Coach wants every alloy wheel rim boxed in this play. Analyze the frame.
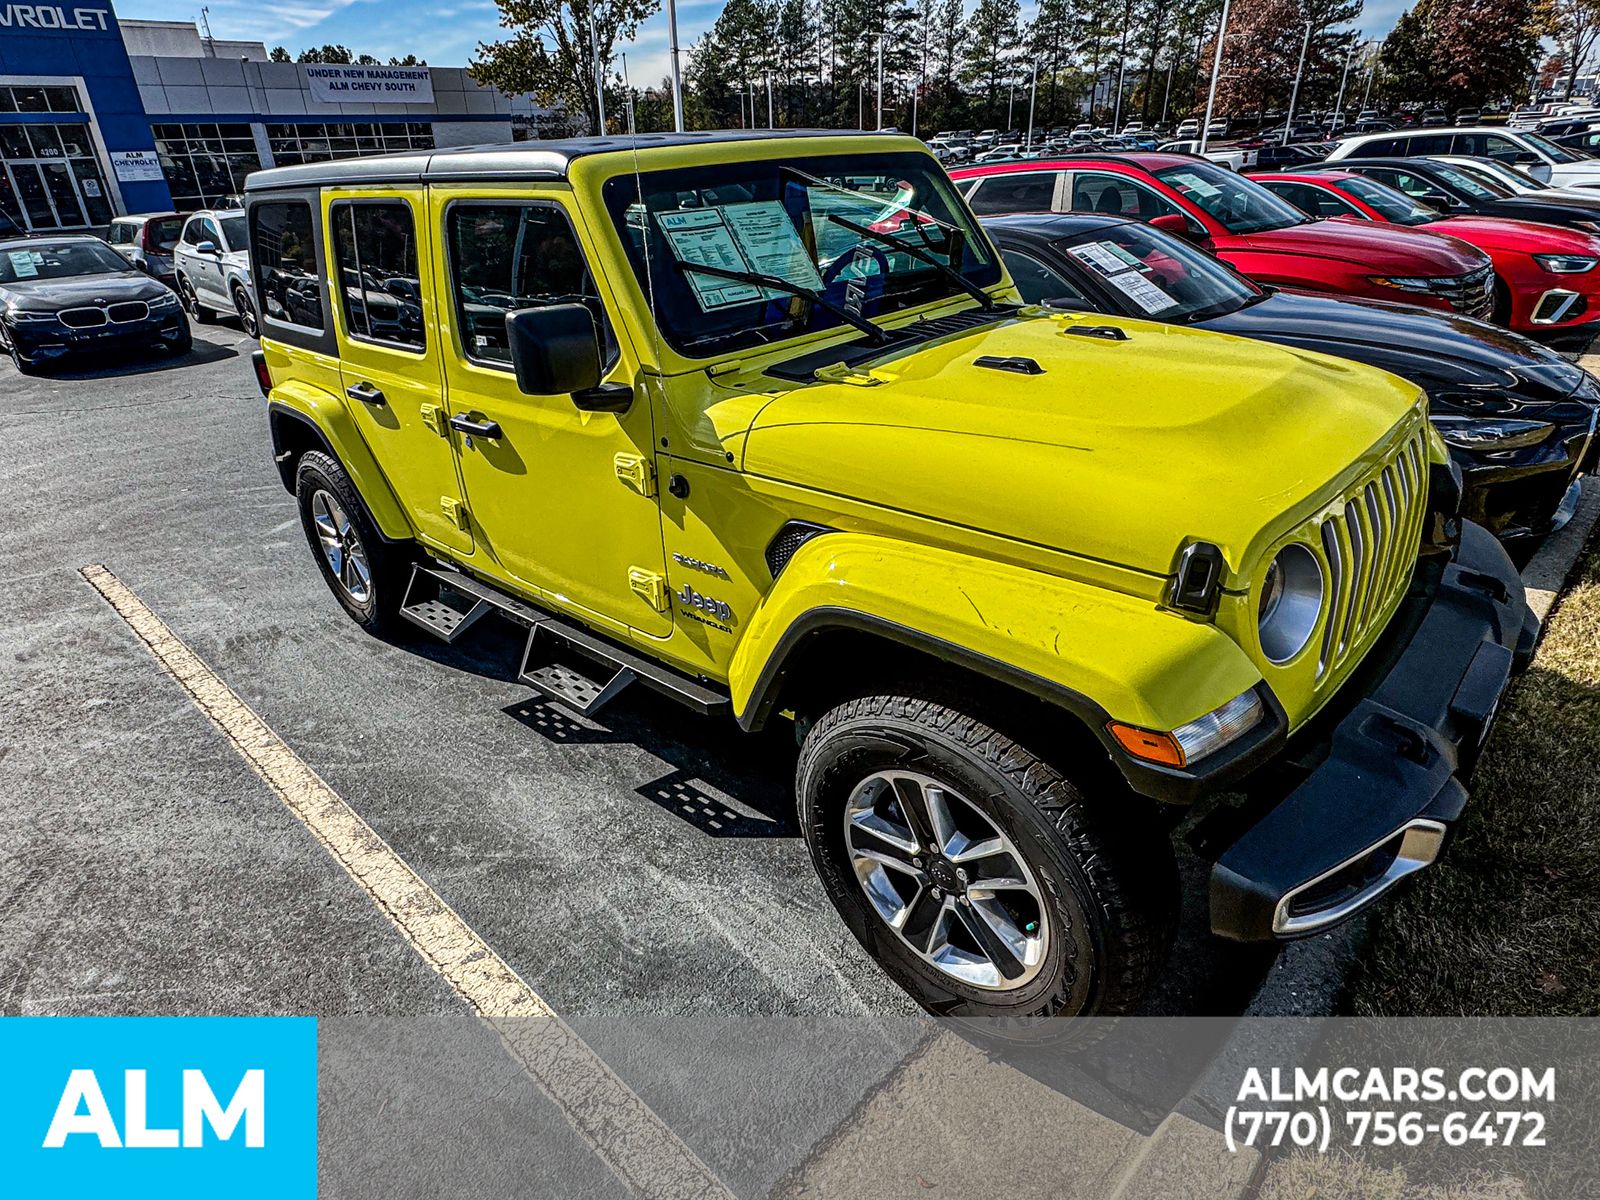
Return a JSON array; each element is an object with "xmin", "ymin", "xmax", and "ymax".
[
  {"xmin": 235, "ymin": 291, "xmax": 257, "ymax": 336},
  {"xmin": 844, "ymin": 770, "xmax": 1049, "ymax": 991},
  {"xmin": 182, "ymin": 282, "xmax": 200, "ymax": 316},
  {"xmin": 310, "ymin": 489, "xmax": 372, "ymax": 603}
]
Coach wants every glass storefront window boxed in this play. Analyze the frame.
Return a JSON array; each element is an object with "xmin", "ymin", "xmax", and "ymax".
[
  {"xmin": 263, "ymin": 122, "xmax": 434, "ymax": 168},
  {"xmin": 153, "ymin": 122, "xmax": 263, "ymax": 210},
  {"xmin": 0, "ymin": 105, "xmax": 113, "ymax": 232}
]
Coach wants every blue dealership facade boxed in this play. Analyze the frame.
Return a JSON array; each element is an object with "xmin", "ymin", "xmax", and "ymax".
[{"xmin": 0, "ymin": 0, "xmax": 542, "ymax": 232}]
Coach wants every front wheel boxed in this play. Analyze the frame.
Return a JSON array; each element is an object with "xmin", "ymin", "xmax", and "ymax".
[
  {"xmin": 294, "ymin": 450, "xmax": 414, "ymax": 636},
  {"xmin": 797, "ymin": 693, "xmax": 1178, "ymax": 1021},
  {"xmin": 179, "ymin": 276, "xmax": 215, "ymax": 324},
  {"xmin": 232, "ymin": 283, "xmax": 259, "ymax": 339}
]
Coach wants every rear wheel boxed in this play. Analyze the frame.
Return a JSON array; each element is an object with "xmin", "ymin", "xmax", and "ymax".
[
  {"xmin": 294, "ymin": 450, "xmax": 414, "ymax": 636},
  {"xmin": 796, "ymin": 692, "xmax": 1178, "ymax": 1022}
]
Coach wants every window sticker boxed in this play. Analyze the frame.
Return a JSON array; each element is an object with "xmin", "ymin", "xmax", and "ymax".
[
  {"xmin": 721, "ymin": 201, "xmax": 824, "ymax": 291},
  {"xmin": 1066, "ymin": 242, "xmax": 1176, "ymax": 314},
  {"xmin": 1163, "ymin": 171, "xmax": 1222, "ymax": 199},
  {"xmin": 657, "ymin": 208, "xmax": 763, "ymax": 310},
  {"xmin": 8, "ymin": 250, "xmax": 39, "ymax": 278}
]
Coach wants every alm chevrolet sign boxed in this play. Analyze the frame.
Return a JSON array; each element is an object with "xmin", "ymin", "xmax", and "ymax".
[
  {"xmin": 0, "ymin": 4, "xmax": 110, "ymax": 29},
  {"xmin": 304, "ymin": 64, "xmax": 434, "ymax": 105}
]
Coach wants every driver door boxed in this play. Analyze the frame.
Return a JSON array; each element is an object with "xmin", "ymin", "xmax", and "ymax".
[{"xmin": 434, "ymin": 190, "xmax": 671, "ymax": 639}]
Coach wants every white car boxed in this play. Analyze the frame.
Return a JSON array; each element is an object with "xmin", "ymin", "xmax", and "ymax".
[
  {"xmin": 173, "ymin": 209, "xmax": 257, "ymax": 337},
  {"xmin": 1327, "ymin": 125, "xmax": 1600, "ymax": 188},
  {"xmin": 1174, "ymin": 119, "xmax": 1200, "ymax": 138},
  {"xmin": 1427, "ymin": 154, "xmax": 1600, "ymax": 201}
]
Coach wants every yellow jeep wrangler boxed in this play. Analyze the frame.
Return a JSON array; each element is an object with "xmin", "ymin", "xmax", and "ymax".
[{"xmin": 244, "ymin": 131, "xmax": 1533, "ymax": 1021}]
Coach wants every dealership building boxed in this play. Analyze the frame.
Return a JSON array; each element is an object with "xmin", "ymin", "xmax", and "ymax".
[{"xmin": 0, "ymin": 0, "xmax": 548, "ymax": 232}]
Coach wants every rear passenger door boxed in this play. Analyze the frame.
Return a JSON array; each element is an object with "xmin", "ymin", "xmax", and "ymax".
[{"xmin": 326, "ymin": 193, "xmax": 474, "ymax": 556}]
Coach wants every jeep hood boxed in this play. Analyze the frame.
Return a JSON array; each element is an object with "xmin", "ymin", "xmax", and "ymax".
[{"xmin": 740, "ymin": 314, "xmax": 1421, "ymax": 579}]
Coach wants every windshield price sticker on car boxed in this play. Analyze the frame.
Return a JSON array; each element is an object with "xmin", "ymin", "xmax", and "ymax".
[
  {"xmin": 1164, "ymin": 170, "xmax": 1223, "ymax": 200},
  {"xmin": 657, "ymin": 209, "xmax": 764, "ymax": 310},
  {"xmin": 721, "ymin": 201, "xmax": 824, "ymax": 291},
  {"xmin": 8, "ymin": 250, "xmax": 40, "ymax": 278},
  {"xmin": 1066, "ymin": 242, "xmax": 1177, "ymax": 314}
]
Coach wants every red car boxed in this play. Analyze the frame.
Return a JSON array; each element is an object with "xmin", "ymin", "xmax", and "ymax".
[
  {"xmin": 951, "ymin": 154, "xmax": 1496, "ymax": 319},
  {"xmin": 1251, "ymin": 170, "xmax": 1600, "ymax": 342}
]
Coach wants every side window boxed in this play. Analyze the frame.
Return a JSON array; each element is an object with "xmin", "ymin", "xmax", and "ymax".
[
  {"xmin": 332, "ymin": 202, "xmax": 425, "ymax": 352},
  {"xmin": 1001, "ymin": 249, "xmax": 1090, "ymax": 307},
  {"xmin": 1264, "ymin": 181, "xmax": 1358, "ymax": 218},
  {"xmin": 1407, "ymin": 134, "xmax": 1452, "ymax": 155},
  {"xmin": 1069, "ymin": 173, "xmax": 1183, "ymax": 222},
  {"xmin": 181, "ymin": 220, "xmax": 204, "ymax": 246},
  {"xmin": 108, "ymin": 223, "xmax": 132, "ymax": 245},
  {"xmin": 1482, "ymin": 134, "xmax": 1525, "ymax": 163},
  {"xmin": 199, "ymin": 218, "xmax": 222, "ymax": 246},
  {"xmin": 446, "ymin": 202, "xmax": 617, "ymax": 371},
  {"xmin": 1357, "ymin": 137, "xmax": 1399, "ymax": 157},
  {"xmin": 966, "ymin": 172, "xmax": 1059, "ymax": 215},
  {"xmin": 251, "ymin": 200, "xmax": 324, "ymax": 330}
]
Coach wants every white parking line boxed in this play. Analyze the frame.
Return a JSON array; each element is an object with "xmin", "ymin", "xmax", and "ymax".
[{"xmin": 81, "ymin": 563, "xmax": 732, "ymax": 1200}]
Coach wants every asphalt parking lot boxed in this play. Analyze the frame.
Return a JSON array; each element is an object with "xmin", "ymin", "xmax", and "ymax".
[{"xmin": 0, "ymin": 323, "xmax": 1299, "ymax": 1027}]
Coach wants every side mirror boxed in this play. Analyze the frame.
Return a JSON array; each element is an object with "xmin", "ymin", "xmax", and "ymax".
[
  {"xmin": 196, "ymin": 240, "xmax": 219, "ymax": 256},
  {"xmin": 1418, "ymin": 190, "xmax": 1454, "ymax": 212},
  {"xmin": 1149, "ymin": 212, "xmax": 1204, "ymax": 243},
  {"xmin": 505, "ymin": 303, "xmax": 630, "ymax": 412}
]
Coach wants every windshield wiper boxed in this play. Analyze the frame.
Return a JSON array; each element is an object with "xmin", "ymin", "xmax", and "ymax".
[
  {"xmin": 825, "ymin": 213, "xmax": 996, "ymax": 311},
  {"xmin": 672, "ymin": 259, "xmax": 892, "ymax": 345}
]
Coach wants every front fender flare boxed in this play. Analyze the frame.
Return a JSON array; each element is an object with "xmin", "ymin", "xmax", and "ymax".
[{"xmin": 730, "ymin": 534, "xmax": 1278, "ymax": 798}]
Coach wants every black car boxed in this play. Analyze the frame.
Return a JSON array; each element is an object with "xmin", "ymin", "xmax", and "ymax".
[
  {"xmin": 983, "ymin": 211, "xmax": 1598, "ymax": 540},
  {"xmin": 0, "ymin": 235, "xmax": 190, "ymax": 374},
  {"xmin": 1325, "ymin": 157, "xmax": 1600, "ymax": 234}
]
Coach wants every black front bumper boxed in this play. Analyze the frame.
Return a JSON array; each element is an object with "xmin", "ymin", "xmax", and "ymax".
[
  {"xmin": 1209, "ymin": 520, "xmax": 1534, "ymax": 942},
  {"xmin": 11, "ymin": 313, "xmax": 187, "ymax": 363}
]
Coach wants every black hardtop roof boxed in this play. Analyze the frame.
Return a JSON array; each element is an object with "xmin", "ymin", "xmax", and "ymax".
[{"xmin": 245, "ymin": 128, "xmax": 900, "ymax": 193}]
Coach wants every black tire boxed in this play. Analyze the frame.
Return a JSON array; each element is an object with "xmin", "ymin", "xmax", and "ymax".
[
  {"xmin": 294, "ymin": 450, "xmax": 414, "ymax": 636},
  {"xmin": 179, "ymin": 276, "xmax": 215, "ymax": 324},
  {"xmin": 2, "ymin": 323, "xmax": 38, "ymax": 375},
  {"xmin": 232, "ymin": 283, "xmax": 259, "ymax": 339},
  {"xmin": 797, "ymin": 692, "xmax": 1178, "ymax": 1022},
  {"xmin": 168, "ymin": 328, "xmax": 193, "ymax": 357}
]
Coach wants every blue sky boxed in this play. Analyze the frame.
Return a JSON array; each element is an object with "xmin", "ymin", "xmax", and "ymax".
[{"xmin": 116, "ymin": 0, "xmax": 1412, "ymax": 89}]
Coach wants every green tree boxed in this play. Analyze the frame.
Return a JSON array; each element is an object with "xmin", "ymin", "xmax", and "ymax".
[
  {"xmin": 964, "ymin": 0, "xmax": 1020, "ymax": 125},
  {"xmin": 389, "ymin": 55, "xmax": 428, "ymax": 66},
  {"xmin": 471, "ymin": 0, "xmax": 662, "ymax": 135},
  {"xmin": 269, "ymin": 46, "xmax": 292, "ymax": 63},
  {"xmin": 1536, "ymin": 0, "xmax": 1600, "ymax": 99},
  {"xmin": 1380, "ymin": 0, "xmax": 1539, "ymax": 107},
  {"xmin": 297, "ymin": 45, "xmax": 357, "ymax": 64},
  {"xmin": 1027, "ymin": 0, "xmax": 1078, "ymax": 127}
]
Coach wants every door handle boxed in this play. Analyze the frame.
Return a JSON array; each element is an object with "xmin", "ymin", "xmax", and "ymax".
[
  {"xmin": 346, "ymin": 382, "xmax": 385, "ymax": 405},
  {"xmin": 449, "ymin": 414, "xmax": 502, "ymax": 439}
]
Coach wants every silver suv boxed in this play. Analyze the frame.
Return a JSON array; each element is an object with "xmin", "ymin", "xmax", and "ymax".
[{"xmin": 173, "ymin": 209, "xmax": 258, "ymax": 337}]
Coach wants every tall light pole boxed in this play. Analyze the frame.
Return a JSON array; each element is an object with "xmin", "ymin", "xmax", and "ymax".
[
  {"xmin": 766, "ymin": 69, "xmax": 774, "ymax": 128},
  {"xmin": 1283, "ymin": 18, "xmax": 1313, "ymax": 145},
  {"xmin": 1007, "ymin": 79, "xmax": 1016, "ymax": 128},
  {"xmin": 875, "ymin": 36, "xmax": 884, "ymax": 130},
  {"xmin": 1360, "ymin": 40, "xmax": 1380, "ymax": 113},
  {"xmin": 1113, "ymin": 56, "xmax": 1126, "ymax": 131},
  {"xmin": 1333, "ymin": 33, "xmax": 1358, "ymax": 123},
  {"xmin": 1199, "ymin": 0, "xmax": 1232, "ymax": 152},
  {"xmin": 588, "ymin": 2, "xmax": 607, "ymax": 135},
  {"xmin": 1026, "ymin": 60, "xmax": 1038, "ymax": 147},
  {"xmin": 666, "ymin": 0, "xmax": 685, "ymax": 131}
]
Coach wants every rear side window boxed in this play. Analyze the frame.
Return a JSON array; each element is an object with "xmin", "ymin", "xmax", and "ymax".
[
  {"xmin": 108, "ymin": 223, "xmax": 134, "ymax": 245},
  {"xmin": 967, "ymin": 172, "xmax": 1058, "ymax": 215},
  {"xmin": 1354, "ymin": 137, "xmax": 1399, "ymax": 156},
  {"xmin": 148, "ymin": 217, "xmax": 184, "ymax": 250},
  {"xmin": 446, "ymin": 202, "xmax": 616, "ymax": 370},
  {"xmin": 251, "ymin": 200, "xmax": 324, "ymax": 331},
  {"xmin": 332, "ymin": 202, "xmax": 425, "ymax": 351}
]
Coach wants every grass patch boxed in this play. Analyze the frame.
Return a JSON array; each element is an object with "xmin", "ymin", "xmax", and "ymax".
[{"xmin": 1344, "ymin": 525, "xmax": 1600, "ymax": 1017}]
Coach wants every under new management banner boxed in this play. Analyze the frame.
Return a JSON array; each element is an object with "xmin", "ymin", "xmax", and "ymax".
[{"xmin": 303, "ymin": 65, "xmax": 434, "ymax": 105}]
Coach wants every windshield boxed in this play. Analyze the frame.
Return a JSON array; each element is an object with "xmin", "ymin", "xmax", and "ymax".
[
  {"xmin": 1056, "ymin": 222, "xmax": 1259, "ymax": 320},
  {"xmin": 1523, "ymin": 132, "xmax": 1585, "ymax": 164},
  {"xmin": 1151, "ymin": 161, "xmax": 1310, "ymax": 233},
  {"xmin": 1429, "ymin": 162, "xmax": 1511, "ymax": 199},
  {"xmin": 0, "ymin": 240, "xmax": 130, "ymax": 284},
  {"xmin": 602, "ymin": 151, "xmax": 1001, "ymax": 357},
  {"xmin": 220, "ymin": 215, "xmax": 249, "ymax": 251},
  {"xmin": 1335, "ymin": 175, "xmax": 1438, "ymax": 225}
]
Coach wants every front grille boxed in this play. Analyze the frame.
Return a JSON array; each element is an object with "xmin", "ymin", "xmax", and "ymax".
[
  {"xmin": 1314, "ymin": 427, "xmax": 1429, "ymax": 681},
  {"xmin": 59, "ymin": 307, "xmax": 107, "ymax": 329},
  {"xmin": 1435, "ymin": 265, "xmax": 1495, "ymax": 320},
  {"xmin": 108, "ymin": 301, "xmax": 149, "ymax": 323}
]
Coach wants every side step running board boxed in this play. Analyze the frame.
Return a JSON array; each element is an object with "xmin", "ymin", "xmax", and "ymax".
[{"xmin": 400, "ymin": 563, "xmax": 730, "ymax": 719}]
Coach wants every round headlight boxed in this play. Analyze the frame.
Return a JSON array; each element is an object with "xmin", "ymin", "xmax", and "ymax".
[{"xmin": 1257, "ymin": 543, "xmax": 1324, "ymax": 664}]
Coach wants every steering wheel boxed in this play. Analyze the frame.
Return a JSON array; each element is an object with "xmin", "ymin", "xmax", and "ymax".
[{"xmin": 820, "ymin": 242, "xmax": 891, "ymax": 314}]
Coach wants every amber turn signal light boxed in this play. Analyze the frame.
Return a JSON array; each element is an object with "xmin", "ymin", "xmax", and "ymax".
[{"xmin": 1106, "ymin": 722, "xmax": 1187, "ymax": 768}]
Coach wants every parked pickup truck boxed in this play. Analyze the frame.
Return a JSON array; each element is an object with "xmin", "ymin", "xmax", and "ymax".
[
  {"xmin": 1158, "ymin": 139, "xmax": 1258, "ymax": 170},
  {"xmin": 245, "ymin": 131, "xmax": 1532, "ymax": 1022}
]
